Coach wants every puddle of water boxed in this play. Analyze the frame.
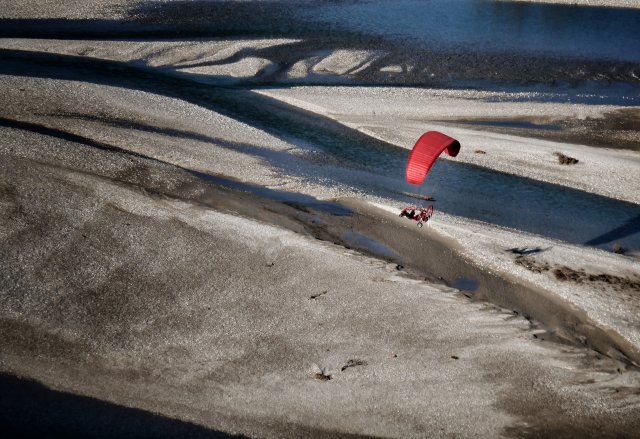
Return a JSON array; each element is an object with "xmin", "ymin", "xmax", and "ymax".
[
  {"xmin": 342, "ymin": 231, "xmax": 400, "ymax": 259},
  {"xmin": 452, "ymin": 276, "xmax": 479, "ymax": 292}
]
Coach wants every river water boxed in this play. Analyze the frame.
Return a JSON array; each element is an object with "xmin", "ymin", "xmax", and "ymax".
[{"xmin": 302, "ymin": 0, "xmax": 640, "ymax": 62}]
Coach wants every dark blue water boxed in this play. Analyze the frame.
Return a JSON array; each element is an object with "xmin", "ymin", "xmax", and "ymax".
[
  {"xmin": 452, "ymin": 276, "xmax": 480, "ymax": 292},
  {"xmin": 303, "ymin": 0, "xmax": 640, "ymax": 62},
  {"xmin": 459, "ymin": 120, "xmax": 561, "ymax": 130}
]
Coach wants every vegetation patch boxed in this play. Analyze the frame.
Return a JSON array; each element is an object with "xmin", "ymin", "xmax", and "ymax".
[
  {"xmin": 514, "ymin": 256, "xmax": 550, "ymax": 273},
  {"xmin": 513, "ymin": 255, "xmax": 640, "ymax": 292},
  {"xmin": 554, "ymin": 151, "xmax": 579, "ymax": 165},
  {"xmin": 553, "ymin": 266, "xmax": 640, "ymax": 291}
]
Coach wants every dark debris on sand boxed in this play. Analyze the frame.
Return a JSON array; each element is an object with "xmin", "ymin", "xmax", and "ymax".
[
  {"xmin": 341, "ymin": 359, "xmax": 367, "ymax": 372},
  {"xmin": 553, "ymin": 266, "xmax": 640, "ymax": 292},
  {"xmin": 512, "ymin": 255, "xmax": 640, "ymax": 292},
  {"xmin": 554, "ymin": 151, "xmax": 579, "ymax": 165}
]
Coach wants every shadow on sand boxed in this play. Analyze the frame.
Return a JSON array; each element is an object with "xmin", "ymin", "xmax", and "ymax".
[
  {"xmin": 585, "ymin": 214, "xmax": 640, "ymax": 248},
  {"xmin": 0, "ymin": 373, "xmax": 244, "ymax": 438},
  {"xmin": 2, "ymin": 48, "xmax": 640, "ymax": 251}
]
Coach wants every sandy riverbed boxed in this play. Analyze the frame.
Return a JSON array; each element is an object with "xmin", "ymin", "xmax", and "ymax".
[
  {"xmin": 1, "ymin": 1, "xmax": 640, "ymax": 437},
  {"xmin": 2, "ymin": 67, "xmax": 640, "ymax": 437},
  {"xmin": 3, "ymin": 121, "xmax": 640, "ymax": 437}
]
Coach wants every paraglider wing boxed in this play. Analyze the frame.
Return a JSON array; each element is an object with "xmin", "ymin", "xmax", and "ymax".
[{"xmin": 405, "ymin": 131, "xmax": 460, "ymax": 185}]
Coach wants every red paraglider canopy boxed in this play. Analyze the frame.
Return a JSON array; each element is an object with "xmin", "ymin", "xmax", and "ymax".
[{"xmin": 406, "ymin": 131, "xmax": 460, "ymax": 185}]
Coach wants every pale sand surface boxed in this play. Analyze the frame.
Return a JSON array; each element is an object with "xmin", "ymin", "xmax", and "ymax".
[
  {"xmin": 0, "ymin": 38, "xmax": 300, "ymax": 71},
  {"xmin": 373, "ymin": 202, "xmax": 640, "ymax": 364},
  {"xmin": 2, "ymin": 1, "xmax": 640, "ymax": 436},
  {"xmin": 2, "ymin": 124, "xmax": 640, "ymax": 438},
  {"xmin": 3, "ymin": 38, "xmax": 637, "ymax": 204},
  {"xmin": 258, "ymin": 86, "xmax": 640, "ymax": 204},
  {"xmin": 2, "ymin": 66, "xmax": 640, "ymax": 436},
  {"xmin": 0, "ymin": 0, "xmax": 134, "ymax": 19}
]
